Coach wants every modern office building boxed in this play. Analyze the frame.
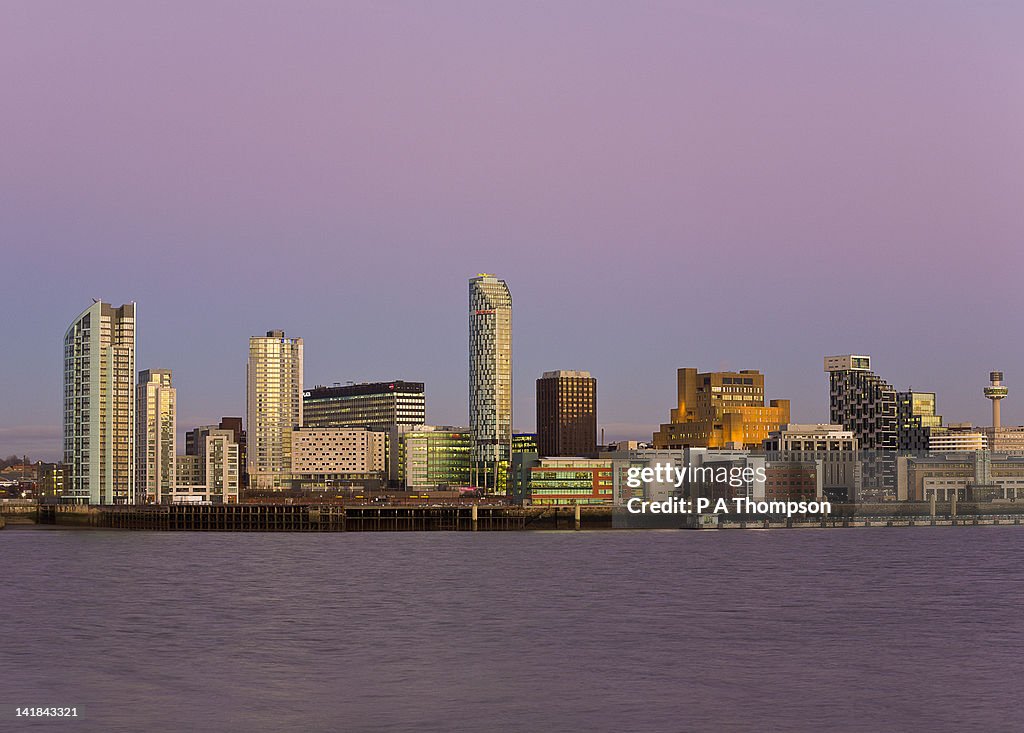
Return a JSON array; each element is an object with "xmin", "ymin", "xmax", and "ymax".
[
  {"xmin": 510, "ymin": 456, "xmax": 613, "ymax": 506},
  {"xmin": 396, "ymin": 425, "xmax": 472, "ymax": 490},
  {"xmin": 512, "ymin": 432, "xmax": 538, "ymax": 456},
  {"xmin": 247, "ymin": 330, "xmax": 303, "ymax": 490},
  {"xmin": 896, "ymin": 390, "xmax": 942, "ymax": 451},
  {"xmin": 764, "ymin": 424, "xmax": 860, "ymax": 502},
  {"xmin": 63, "ymin": 301, "xmax": 136, "ymax": 504},
  {"xmin": 652, "ymin": 368, "xmax": 790, "ymax": 450},
  {"xmin": 303, "ymin": 381, "xmax": 425, "ymax": 430},
  {"xmin": 136, "ymin": 369, "xmax": 176, "ymax": 504},
  {"xmin": 304, "ymin": 381, "xmax": 424, "ymax": 481},
  {"xmin": 469, "ymin": 274, "xmax": 512, "ymax": 491},
  {"xmin": 537, "ymin": 370, "xmax": 597, "ymax": 458}
]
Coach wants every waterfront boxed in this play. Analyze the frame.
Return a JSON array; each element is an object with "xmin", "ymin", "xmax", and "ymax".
[{"xmin": 3, "ymin": 528, "xmax": 1023, "ymax": 732}]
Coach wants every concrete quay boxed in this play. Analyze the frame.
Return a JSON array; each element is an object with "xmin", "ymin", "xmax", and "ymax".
[{"xmin": 7, "ymin": 501, "xmax": 1024, "ymax": 531}]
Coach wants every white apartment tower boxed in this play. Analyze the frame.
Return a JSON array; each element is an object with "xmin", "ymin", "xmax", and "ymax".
[
  {"xmin": 136, "ymin": 368, "xmax": 176, "ymax": 503},
  {"xmin": 63, "ymin": 301, "xmax": 137, "ymax": 504},
  {"xmin": 469, "ymin": 274, "xmax": 513, "ymax": 484},
  {"xmin": 247, "ymin": 330, "xmax": 303, "ymax": 490}
]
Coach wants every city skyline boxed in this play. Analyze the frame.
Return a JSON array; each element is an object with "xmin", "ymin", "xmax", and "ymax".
[
  {"xmin": 4, "ymin": 2, "xmax": 1024, "ymax": 459},
  {"xmin": 21, "ymin": 291, "xmax": 1023, "ymax": 465}
]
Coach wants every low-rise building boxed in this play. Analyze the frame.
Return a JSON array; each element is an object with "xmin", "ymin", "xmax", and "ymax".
[
  {"xmin": 396, "ymin": 426, "xmax": 472, "ymax": 490},
  {"xmin": 764, "ymin": 462, "xmax": 819, "ymax": 502},
  {"xmin": 172, "ymin": 428, "xmax": 240, "ymax": 503},
  {"xmin": 984, "ymin": 426, "xmax": 1024, "ymax": 454},
  {"xmin": 897, "ymin": 452, "xmax": 1024, "ymax": 501},
  {"xmin": 284, "ymin": 427, "xmax": 387, "ymax": 493},
  {"xmin": 929, "ymin": 424, "xmax": 988, "ymax": 453},
  {"xmin": 763, "ymin": 424, "xmax": 860, "ymax": 502},
  {"xmin": 511, "ymin": 456, "xmax": 613, "ymax": 505}
]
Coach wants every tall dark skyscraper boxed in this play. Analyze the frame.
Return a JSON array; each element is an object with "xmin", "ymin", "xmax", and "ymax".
[{"xmin": 536, "ymin": 370, "xmax": 597, "ymax": 458}]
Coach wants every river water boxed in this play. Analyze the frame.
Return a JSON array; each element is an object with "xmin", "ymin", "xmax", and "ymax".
[{"xmin": 2, "ymin": 526, "xmax": 1022, "ymax": 732}]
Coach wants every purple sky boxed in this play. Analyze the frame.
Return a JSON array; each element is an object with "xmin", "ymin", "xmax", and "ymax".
[{"xmin": 3, "ymin": 1, "xmax": 1023, "ymax": 461}]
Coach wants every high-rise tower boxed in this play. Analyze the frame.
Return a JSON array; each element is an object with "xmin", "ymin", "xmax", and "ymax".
[
  {"xmin": 469, "ymin": 274, "xmax": 512, "ymax": 490},
  {"xmin": 136, "ymin": 369, "xmax": 176, "ymax": 503},
  {"xmin": 64, "ymin": 301, "xmax": 136, "ymax": 504},
  {"xmin": 825, "ymin": 354, "xmax": 897, "ymax": 493},
  {"xmin": 537, "ymin": 370, "xmax": 598, "ymax": 458},
  {"xmin": 247, "ymin": 330, "xmax": 303, "ymax": 491}
]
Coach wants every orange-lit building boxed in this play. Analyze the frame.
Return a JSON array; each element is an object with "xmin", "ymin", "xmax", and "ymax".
[{"xmin": 653, "ymin": 368, "xmax": 790, "ymax": 449}]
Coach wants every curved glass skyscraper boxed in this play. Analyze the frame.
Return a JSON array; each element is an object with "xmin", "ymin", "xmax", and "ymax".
[{"xmin": 469, "ymin": 274, "xmax": 512, "ymax": 491}]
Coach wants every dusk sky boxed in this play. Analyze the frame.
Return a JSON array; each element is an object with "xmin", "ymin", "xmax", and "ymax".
[{"xmin": 2, "ymin": 1, "xmax": 1023, "ymax": 461}]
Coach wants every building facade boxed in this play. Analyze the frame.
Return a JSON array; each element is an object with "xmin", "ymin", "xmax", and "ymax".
[
  {"xmin": 826, "ymin": 354, "xmax": 944, "ymax": 494},
  {"xmin": 172, "ymin": 428, "xmax": 240, "ymax": 504},
  {"xmin": 397, "ymin": 425, "xmax": 472, "ymax": 490},
  {"xmin": 764, "ymin": 463, "xmax": 819, "ymax": 502},
  {"xmin": 469, "ymin": 274, "xmax": 512, "ymax": 490},
  {"xmin": 536, "ymin": 370, "xmax": 597, "ymax": 458},
  {"xmin": 929, "ymin": 424, "xmax": 988, "ymax": 453},
  {"xmin": 136, "ymin": 369, "xmax": 176, "ymax": 503},
  {"xmin": 896, "ymin": 390, "xmax": 942, "ymax": 451},
  {"xmin": 897, "ymin": 452, "xmax": 1024, "ymax": 502},
  {"xmin": 984, "ymin": 427, "xmax": 1024, "ymax": 454},
  {"xmin": 203, "ymin": 430, "xmax": 240, "ymax": 503},
  {"xmin": 187, "ymin": 418, "xmax": 245, "ymax": 472},
  {"xmin": 176, "ymin": 455, "xmax": 204, "ymax": 498},
  {"xmin": 511, "ymin": 457, "xmax": 613, "ymax": 505},
  {"xmin": 304, "ymin": 381, "xmax": 424, "ymax": 482},
  {"xmin": 285, "ymin": 427, "xmax": 387, "ymax": 494},
  {"xmin": 303, "ymin": 381, "xmax": 425, "ymax": 430},
  {"xmin": 825, "ymin": 355, "xmax": 898, "ymax": 493},
  {"xmin": 764, "ymin": 424, "xmax": 860, "ymax": 503},
  {"xmin": 38, "ymin": 463, "xmax": 66, "ymax": 502},
  {"xmin": 247, "ymin": 330, "xmax": 303, "ymax": 490},
  {"xmin": 63, "ymin": 301, "xmax": 136, "ymax": 504},
  {"xmin": 289, "ymin": 427, "xmax": 386, "ymax": 474},
  {"xmin": 653, "ymin": 368, "xmax": 790, "ymax": 450}
]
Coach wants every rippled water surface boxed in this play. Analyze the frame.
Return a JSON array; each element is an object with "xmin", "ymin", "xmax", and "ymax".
[{"xmin": 3, "ymin": 527, "xmax": 1023, "ymax": 732}]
